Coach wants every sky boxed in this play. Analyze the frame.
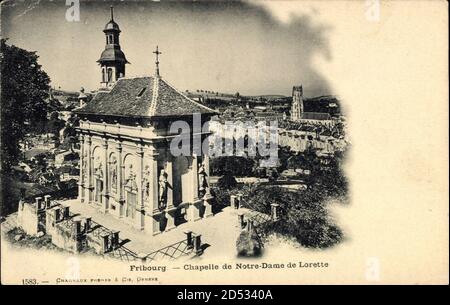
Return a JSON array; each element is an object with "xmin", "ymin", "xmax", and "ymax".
[{"xmin": 1, "ymin": 0, "xmax": 333, "ymax": 97}]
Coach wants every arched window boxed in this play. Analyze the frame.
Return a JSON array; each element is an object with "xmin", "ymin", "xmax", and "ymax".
[
  {"xmin": 107, "ymin": 68, "xmax": 113, "ymax": 82},
  {"xmin": 102, "ymin": 68, "xmax": 106, "ymax": 82}
]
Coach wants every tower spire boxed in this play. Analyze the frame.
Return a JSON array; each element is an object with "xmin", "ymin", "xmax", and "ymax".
[
  {"xmin": 98, "ymin": 6, "xmax": 128, "ymax": 90},
  {"xmin": 153, "ymin": 45, "xmax": 162, "ymax": 77}
]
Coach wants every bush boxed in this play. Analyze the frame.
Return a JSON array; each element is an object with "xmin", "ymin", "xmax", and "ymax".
[
  {"xmin": 279, "ymin": 191, "xmax": 343, "ymax": 248},
  {"xmin": 240, "ymin": 184, "xmax": 343, "ymax": 249},
  {"xmin": 211, "ymin": 187, "xmax": 232, "ymax": 208},
  {"xmin": 310, "ymin": 149, "xmax": 349, "ymax": 200}
]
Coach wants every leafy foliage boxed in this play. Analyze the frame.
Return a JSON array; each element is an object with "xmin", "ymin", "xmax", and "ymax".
[
  {"xmin": 211, "ymin": 187, "xmax": 232, "ymax": 208},
  {"xmin": 241, "ymin": 184, "xmax": 343, "ymax": 248},
  {"xmin": 60, "ymin": 114, "xmax": 80, "ymax": 152},
  {"xmin": 46, "ymin": 112, "xmax": 65, "ymax": 143},
  {"xmin": 216, "ymin": 172, "xmax": 238, "ymax": 190},
  {"xmin": 308, "ymin": 149, "xmax": 348, "ymax": 199},
  {"xmin": 1, "ymin": 39, "xmax": 51, "ymax": 171},
  {"xmin": 221, "ymin": 146, "xmax": 348, "ymax": 249}
]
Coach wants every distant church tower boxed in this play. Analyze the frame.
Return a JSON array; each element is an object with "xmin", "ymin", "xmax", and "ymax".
[
  {"xmin": 97, "ymin": 6, "xmax": 129, "ymax": 89},
  {"xmin": 290, "ymin": 85, "xmax": 304, "ymax": 121}
]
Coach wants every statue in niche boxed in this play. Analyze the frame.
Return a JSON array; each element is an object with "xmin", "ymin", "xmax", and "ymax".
[
  {"xmin": 110, "ymin": 158, "xmax": 117, "ymax": 192},
  {"xmin": 198, "ymin": 161, "xmax": 208, "ymax": 196},
  {"xmin": 142, "ymin": 165, "xmax": 151, "ymax": 202},
  {"xmin": 94, "ymin": 157, "xmax": 103, "ymax": 178},
  {"xmin": 158, "ymin": 169, "xmax": 168, "ymax": 210},
  {"xmin": 125, "ymin": 164, "xmax": 137, "ymax": 191}
]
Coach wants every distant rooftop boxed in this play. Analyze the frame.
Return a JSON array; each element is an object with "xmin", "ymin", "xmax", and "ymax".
[{"xmin": 301, "ymin": 112, "xmax": 332, "ymax": 121}]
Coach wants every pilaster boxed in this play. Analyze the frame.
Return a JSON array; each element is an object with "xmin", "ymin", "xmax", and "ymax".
[
  {"xmin": 116, "ymin": 140, "xmax": 124, "ymax": 217},
  {"xmin": 86, "ymin": 135, "xmax": 93, "ymax": 203},
  {"xmin": 101, "ymin": 139, "xmax": 109, "ymax": 213},
  {"xmin": 164, "ymin": 154, "xmax": 176, "ymax": 231},
  {"xmin": 135, "ymin": 143, "xmax": 145, "ymax": 230},
  {"xmin": 78, "ymin": 135, "xmax": 85, "ymax": 203}
]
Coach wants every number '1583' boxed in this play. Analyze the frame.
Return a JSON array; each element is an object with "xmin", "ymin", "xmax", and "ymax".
[{"xmin": 22, "ymin": 279, "xmax": 38, "ymax": 285}]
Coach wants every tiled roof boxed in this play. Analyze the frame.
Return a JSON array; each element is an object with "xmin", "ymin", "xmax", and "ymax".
[
  {"xmin": 301, "ymin": 112, "xmax": 331, "ymax": 121},
  {"xmin": 75, "ymin": 76, "xmax": 217, "ymax": 118}
]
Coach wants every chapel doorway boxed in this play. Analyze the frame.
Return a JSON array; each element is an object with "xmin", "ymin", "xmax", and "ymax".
[
  {"xmin": 95, "ymin": 179, "xmax": 103, "ymax": 204},
  {"xmin": 174, "ymin": 156, "xmax": 191, "ymax": 204},
  {"xmin": 126, "ymin": 191, "xmax": 136, "ymax": 219}
]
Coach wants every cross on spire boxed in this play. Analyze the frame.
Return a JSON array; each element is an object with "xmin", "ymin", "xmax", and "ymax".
[{"xmin": 153, "ymin": 45, "xmax": 162, "ymax": 77}]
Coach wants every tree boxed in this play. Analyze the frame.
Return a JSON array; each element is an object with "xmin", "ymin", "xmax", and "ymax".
[
  {"xmin": 310, "ymin": 150, "xmax": 348, "ymax": 199},
  {"xmin": 267, "ymin": 168, "xmax": 279, "ymax": 182},
  {"xmin": 62, "ymin": 114, "xmax": 80, "ymax": 152},
  {"xmin": 47, "ymin": 111, "xmax": 65, "ymax": 140},
  {"xmin": 217, "ymin": 172, "xmax": 237, "ymax": 190},
  {"xmin": 1, "ymin": 39, "xmax": 50, "ymax": 172},
  {"xmin": 298, "ymin": 146, "xmax": 321, "ymax": 183}
]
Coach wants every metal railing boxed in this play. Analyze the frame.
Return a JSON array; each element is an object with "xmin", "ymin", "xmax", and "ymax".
[
  {"xmin": 107, "ymin": 245, "xmax": 139, "ymax": 262},
  {"xmin": 144, "ymin": 237, "xmax": 195, "ymax": 262},
  {"xmin": 89, "ymin": 219, "xmax": 112, "ymax": 239},
  {"xmin": 247, "ymin": 211, "xmax": 272, "ymax": 227},
  {"xmin": 246, "ymin": 210, "xmax": 280, "ymax": 242}
]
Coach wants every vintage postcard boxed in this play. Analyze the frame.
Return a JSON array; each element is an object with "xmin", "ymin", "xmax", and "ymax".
[{"xmin": 0, "ymin": 0, "xmax": 448, "ymax": 287}]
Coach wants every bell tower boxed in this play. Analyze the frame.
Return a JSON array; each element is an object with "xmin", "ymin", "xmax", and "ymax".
[
  {"xmin": 291, "ymin": 85, "xmax": 304, "ymax": 121},
  {"xmin": 97, "ymin": 6, "xmax": 129, "ymax": 89}
]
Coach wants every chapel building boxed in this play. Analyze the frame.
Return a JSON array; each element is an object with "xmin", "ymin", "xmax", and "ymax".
[{"xmin": 75, "ymin": 7, "xmax": 216, "ymax": 235}]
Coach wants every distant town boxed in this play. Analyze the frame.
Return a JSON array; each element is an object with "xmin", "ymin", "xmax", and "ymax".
[
  {"xmin": 1, "ymin": 6, "xmax": 348, "ymax": 262},
  {"xmin": 5, "ymin": 82, "xmax": 346, "ymax": 214}
]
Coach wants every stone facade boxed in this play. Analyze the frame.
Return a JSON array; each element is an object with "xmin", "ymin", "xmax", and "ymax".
[
  {"xmin": 16, "ymin": 195, "xmax": 121, "ymax": 254},
  {"xmin": 17, "ymin": 195, "xmax": 54, "ymax": 236},
  {"xmin": 76, "ymin": 119, "xmax": 214, "ymax": 235}
]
